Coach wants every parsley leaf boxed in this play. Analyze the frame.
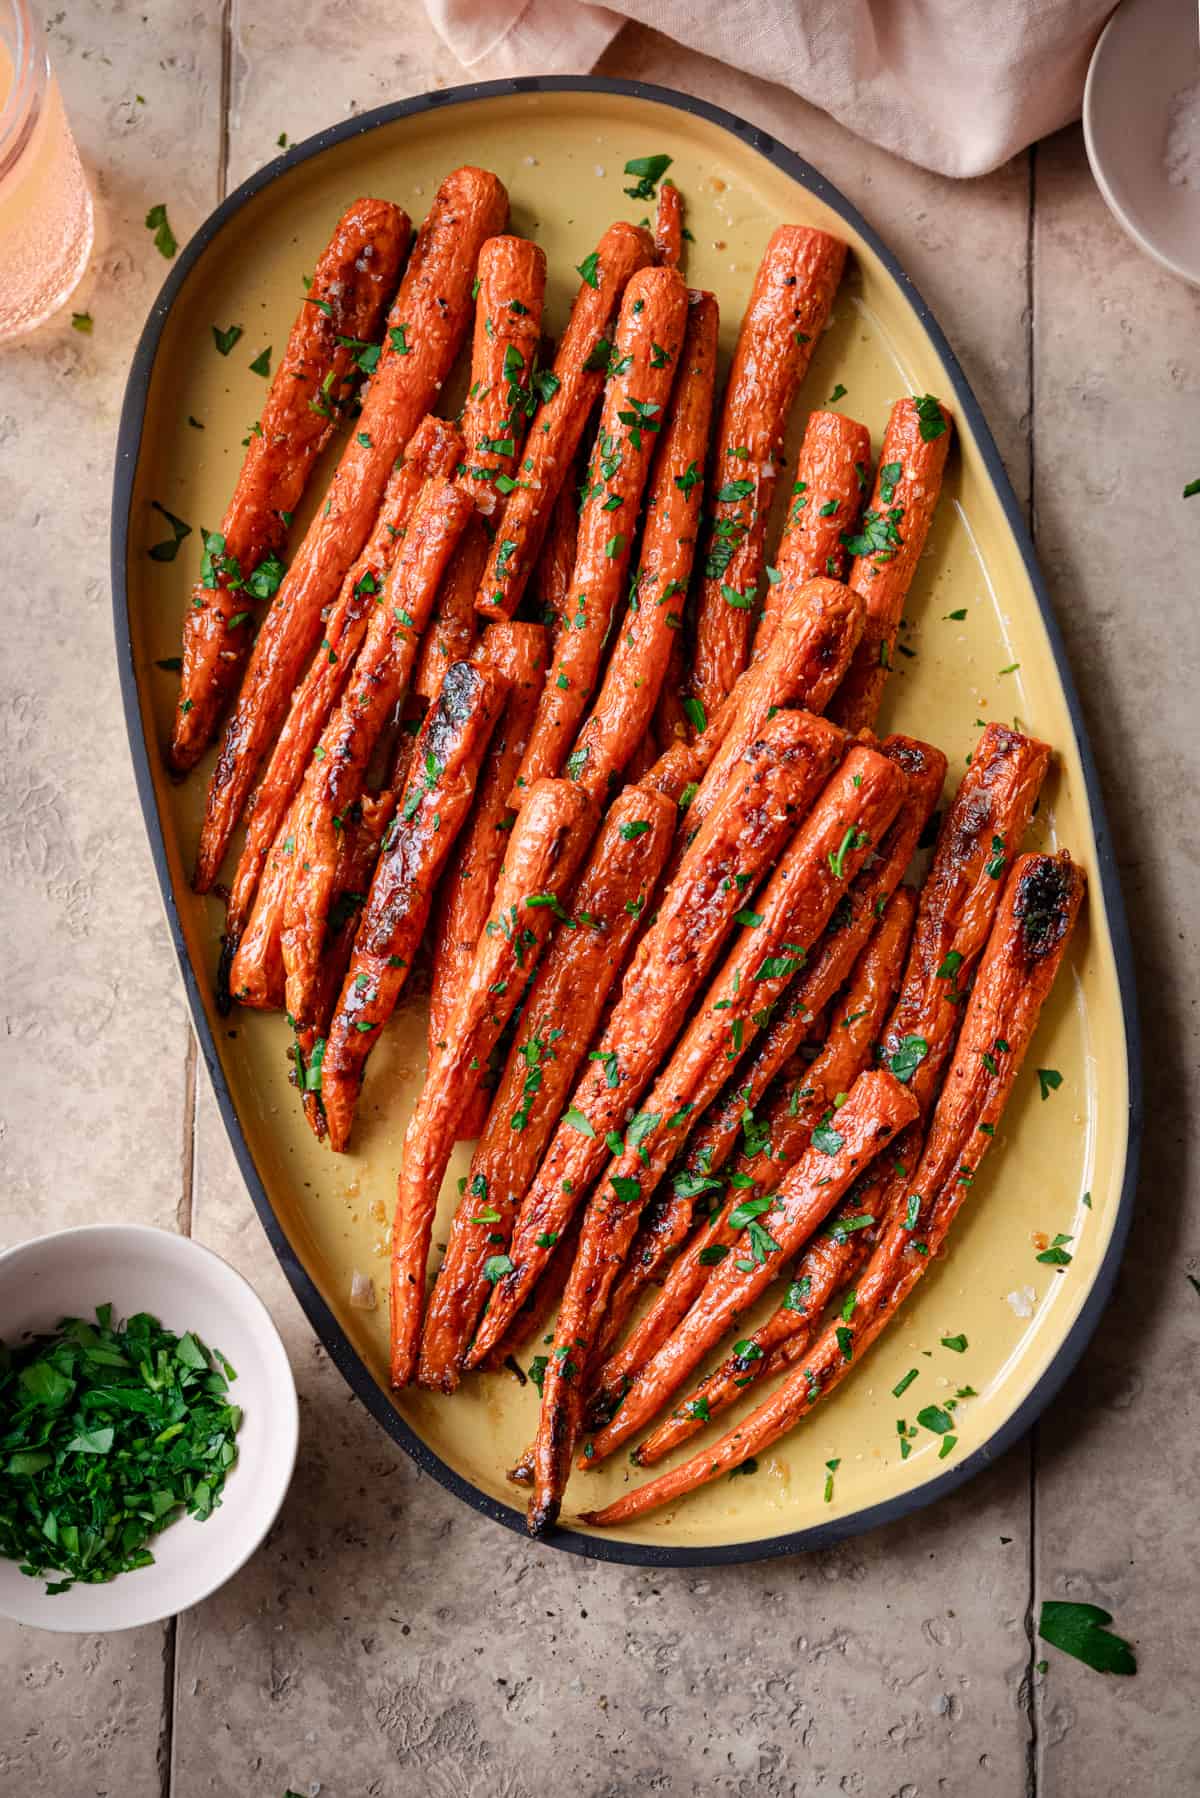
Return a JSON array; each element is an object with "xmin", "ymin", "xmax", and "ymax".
[
  {"xmin": 1038, "ymin": 1601, "xmax": 1136, "ymax": 1676},
  {"xmin": 144, "ymin": 202, "xmax": 177, "ymax": 258}
]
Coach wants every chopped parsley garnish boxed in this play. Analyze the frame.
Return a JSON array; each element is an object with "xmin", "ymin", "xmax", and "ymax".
[
  {"xmin": 828, "ymin": 383, "xmax": 847, "ymax": 403},
  {"xmin": 0, "ymin": 1304, "xmax": 240, "ymax": 1593},
  {"xmin": 148, "ymin": 501, "xmax": 192, "ymax": 562},
  {"xmin": 576, "ymin": 251, "xmax": 601, "ymax": 290},
  {"xmin": 811, "ymin": 1116, "xmax": 844, "ymax": 1156},
  {"xmin": 1037, "ymin": 1233, "xmax": 1073, "ymax": 1267},
  {"xmin": 144, "ymin": 203, "xmax": 177, "ymax": 259},
  {"xmin": 71, "ymin": 312, "xmax": 93, "ymax": 334},
  {"xmin": 889, "ymin": 1034, "xmax": 928, "ymax": 1085},
  {"xmin": 249, "ymin": 345, "xmax": 272, "ymax": 378},
  {"xmin": 940, "ymin": 1334, "xmax": 968, "ymax": 1353},
  {"xmin": 212, "ymin": 323, "xmax": 243, "ymax": 356},
  {"xmin": 1036, "ymin": 1068, "xmax": 1063, "ymax": 1100},
  {"xmin": 912, "ymin": 394, "xmax": 947, "ymax": 441},
  {"xmin": 623, "ymin": 153, "xmax": 672, "ymax": 199}
]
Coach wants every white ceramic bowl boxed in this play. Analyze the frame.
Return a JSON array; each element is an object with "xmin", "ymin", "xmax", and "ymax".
[
  {"xmin": 1083, "ymin": 0, "xmax": 1200, "ymax": 287},
  {"xmin": 0, "ymin": 1224, "xmax": 298, "ymax": 1632}
]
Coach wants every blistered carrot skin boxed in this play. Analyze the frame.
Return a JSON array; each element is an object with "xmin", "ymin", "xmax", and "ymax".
[
  {"xmin": 391, "ymin": 779, "xmax": 597, "ymax": 1386},
  {"xmin": 689, "ymin": 225, "xmax": 847, "ymax": 722},
  {"xmin": 194, "ymin": 167, "xmax": 509, "ymax": 892},
  {"xmin": 414, "ymin": 237, "xmax": 547, "ymax": 699},
  {"xmin": 630, "ymin": 888, "xmax": 918, "ymax": 1464},
  {"xmin": 223, "ymin": 415, "xmax": 464, "ymax": 954},
  {"xmin": 569, "ymin": 290, "xmax": 719, "ymax": 805},
  {"xmin": 680, "ymin": 577, "xmax": 864, "ymax": 840},
  {"xmin": 426, "ymin": 621, "xmax": 547, "ymax": 1072},
  {"xmin": 756, "ymin": 410, "xmax": 873, "ymax": 652},
  {"xmin": 513, "ymin": 266, "xmax": 690, "ymax": 797},
  {"xmin": 475, "ymin": 222, "xmax": 655, "ymax": 622},
  {"xmin": 581, "ymin": 853, "xmax": 1084, "ymax": 1528},
  {"xmin": 550, "ymin": 741, "xmax": 907, "ymax": 1455},
  {"xmin": 417, "ymin": 786, "xmax": 679, "ymax": 1391},
  {"xmin": 465, "ymin": 710, "xmax": 844, "ymax": 1372},
  {"xmin": 654, "ymin": 180, "xmax": 684, "ymax": 269},
  {"xmin": 581, "ymin": 1070, "xmax": 918, "ymax": 1470},
  {"xmin": 318, "ymin": 659, "xmax": 510, "ymax": 1152},
  {"xmin": 169, "ymin": 198, "xmax": 413, "ymax": 774},
  {"xmin": 829, "ymin": 395, "xmax": 953, "ymax": 733},
  {"xmin": 279, "ymin": 481, "xmax": 476, "ymax": 1026}
]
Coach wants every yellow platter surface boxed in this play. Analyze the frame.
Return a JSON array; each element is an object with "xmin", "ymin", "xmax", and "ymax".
[{"xmin": 116, "ymin": 83, "xmax": 1136, "ymax": 1558}]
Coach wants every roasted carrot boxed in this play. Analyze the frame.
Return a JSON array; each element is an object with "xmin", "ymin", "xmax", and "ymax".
[
  {"xmin": 829, "ymin": 395, "xmax": 953, "ymax": 733},
  {"xmin": 426, "ymin": 621, "xmax": 547, "ymax": 1086},
  {"xmin": 879, "ymin": 721, "xmax": 1049, "ymax": 1115},
  {"xmin": 465, "ymin": 708, "xmax": 844, "ymax": 1369},
  {"xmin": 478, "ymin": 1207, "xmax": 583, "ymax": 1372},
  {"xmin": 623, "ymin": 731, "xmax": 659, "ymax": 785},
  {"xmin": 689, "ymin": 225, "xmax": 847, "ymax": 722},
  {"xmin": 512, "ymin": 265, "xmax": 690, "ymax": 797},
  {"xmin": 525, "ymin": 742, "xmax": 908, "ymax": 1494},
  {"xmin": 591, "ymin": 807, "xmax": 933, "ymax": 1395},
  {"xmin": 417, "ymin": 784, "xmax": 679, "ymax": 1391},
  {"xmin": 640, "ymin": 740, "xmax": 702, "ymax": 804},
  {"xmin": 624, "ymin": 723, "xmax": 1048, "ymax": 1450},
  {"xmin": 681, "ymin": 575, "xmax": 864, "ymax": 839},
  {"xmin": 318, "ymin": 657, "xmax": 510, "ymax": 1152},
  {"xmin": 654, "ymin": 735, "xmax": 945, "ymax": 1184},
  {"xmin": 528, "ymin": 485, "xmax": 578, "ymax": 658},
  {"xmin": 169, "ymin": 198, "xmax": 412, "ymax": 773},
  {"xmin": 223, "ymin": 414, "xmax": 464, "ymax": 955},
  {"xmin": 279, "ymin": 480, "xmax": 476, "ymax": 1026},
  {"xmin": 476, "ymin": 222, "xmax": 655, "ymax": 621},
  {"xmin": 226, "ymin": 800, "xmax": 295, "ymax": 1011},
  {"xmin": 581, "ymin": 852, "xmax": 1085, "ymax": 1527},
  {"xmin": 194, "ymin": 166, "xmax": 509, "ymax": 891},
  {"xmin": 295, "ymin": 790, "xmax": 395, "ymax": 1139},
  {"xmin": 414, "ymin": 236, "xmax": 547, "ymax": 699},
  {"xmin": 391, "ymin": 778, "xmax": 597, "ymax": 1384},
  {"xmin": 654, "ymin": 620, "xmax": 690, "ymax": 751},
  {"xmin": 581, "ymin": 1069, "xmax": 918, "ymax": 1469},
  {"xmin": 755, "ymin": 410, "xmax": 872, "ymax": 652},
  {"xmin": 654, "ymin": 181, "xmax": 683, "ymax": 269},
  {"xmin": 568, "ymin": 289, "xmax": 719, "ymax": 805},
  {"xmin": 630, "ymin": 887, "xmax": 917, "ymax": 1462}
]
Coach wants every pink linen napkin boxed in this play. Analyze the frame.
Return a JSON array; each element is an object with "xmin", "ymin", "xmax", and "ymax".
[{"xmin": 423, "ymin": 0, "xmax": 1111, "ymax": 178}]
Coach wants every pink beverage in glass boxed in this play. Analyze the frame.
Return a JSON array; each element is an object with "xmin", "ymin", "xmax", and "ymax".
[{"xmin": 0, "ymin": 0, "xmax": 94, "ymax": 340}]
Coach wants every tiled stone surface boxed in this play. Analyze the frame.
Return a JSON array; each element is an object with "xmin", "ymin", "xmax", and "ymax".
[
  {"xmin": 0, "ymin": 5, "xmax": 223, "ymax": 1794},
  {"xmin": 2, "ymin": 6, "xmax": 1196, "ymax": 1796},
  {"xmin": 1029, "ymin": 128, "xmax": 1200, "ymax": 1796}
]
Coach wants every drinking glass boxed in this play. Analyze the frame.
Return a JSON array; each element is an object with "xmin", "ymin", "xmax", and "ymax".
[{"xmin": 0, "ymin": 0, "xmax": 94, "ymax": 340}]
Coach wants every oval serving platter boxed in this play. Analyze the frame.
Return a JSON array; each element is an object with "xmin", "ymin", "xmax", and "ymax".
[{"xmin": 112, "ymin": 77, "xmax": 1140, "ymax": 1565}]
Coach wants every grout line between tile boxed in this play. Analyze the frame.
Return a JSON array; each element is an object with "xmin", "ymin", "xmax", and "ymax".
[
  {"xmin": 169, "ymin": 10, "xmax": 234, "ymax": 1794},
  {"xmin": 1023, "ymin": 140, "xmax": 1041, "ymax": 1798}
]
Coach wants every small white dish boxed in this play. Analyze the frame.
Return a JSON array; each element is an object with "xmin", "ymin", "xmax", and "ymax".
[
  {"xmin": 1083, "ymin": 0, "xmax": 1200, "ymax": 287},
  {"xmin": 0, "ymin": 1223, "xmax": 298, "ymax": 1633}
]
